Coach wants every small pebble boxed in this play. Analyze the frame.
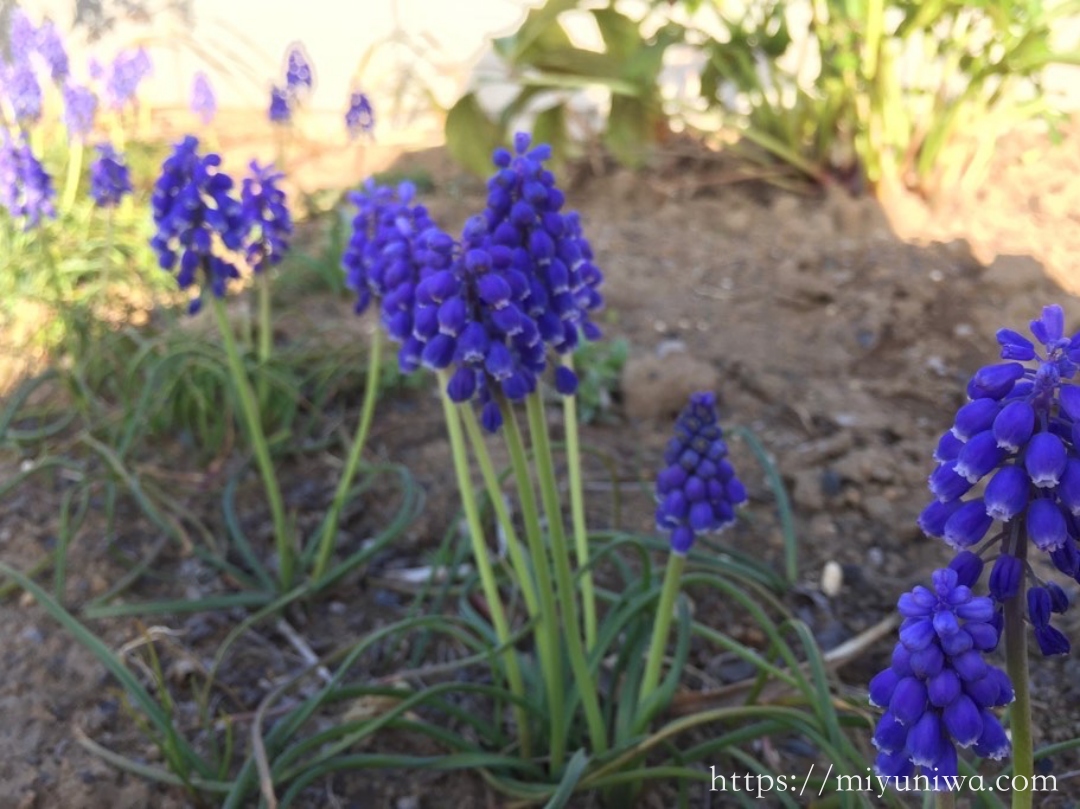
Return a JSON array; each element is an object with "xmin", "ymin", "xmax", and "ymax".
[{"xmin": 821, "ymin": 561, "xmax": 844, "ymax": 597}]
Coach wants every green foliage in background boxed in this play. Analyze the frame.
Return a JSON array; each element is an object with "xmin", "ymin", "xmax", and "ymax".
[
  {"xmin": 447, "ymin": 0, "xmax": 1080, "ymax": 195},
  {"xmin": 446, "ymin": 0, "xmax": 681, "ymax": 172}
]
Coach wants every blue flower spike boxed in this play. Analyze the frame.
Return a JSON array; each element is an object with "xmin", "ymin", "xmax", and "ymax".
[
  {"xmin": 654, "ymin": 392, "xmax": 747, "ymax": 555},
  {"xmin": 149, "ymin": 136, "xmax": 246, "ymax": 314},
  {"xmin": 919, "ymin": 305, "xmax": 1080, "ymax": 656},
  {"xmin": 870, "ymin": 568, "xmax": 1012, "ymax": 790}
]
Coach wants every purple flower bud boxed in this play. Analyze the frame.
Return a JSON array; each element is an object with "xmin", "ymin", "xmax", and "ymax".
[
  {"xmin": 670, "ymin": 525, "xmax": 694, "ymax": 554},
  {"xmin": 996, "ymin": 328, "xmax": 1036, "ymax": 361},
  {"xmin": 929, "ymin": 462, "xmax": 974, "ymax": 503},
  {"xmin": 983, "ymin": 465, "xmax": 1029, "ymax": 522},
  {"xmin": 992, "ymin": 400, "xmax": 1035, "ymax": 451},
  {"xmin": 989, "ymin": 554, "xmax": 1023, "ymax": 601},
  {"xmin": 1027, "ymin": 498, "xmax": 1068, "ymax": 551},
  {"xmin": 900, "ymin": 619, "xmax": 936, "ymax": 651},
  {"xmin": 909, "ymin": 644, "xmax": 945, "ymax": 678},
  {"xmin": 1046, "ymin": 581, "xmax": 1070, "ymax": 613},
  {"xmin": 948, "ymin": 552, "xmax": 984, "ymax": 588},
  {"xmin": 970, "ymin": 362, "xmax": 1025, "ymax": 399},
  {"xmin": 554, "ymin": 366, "xmax": 577, "ymax": 395},
  {"xmin": 953, "ymin": 399, "xmax": 1002, "ymax": 440},
  {"xmin": 919, "ymin": 499, "xmax": 963, "ymax": 538},
  {"xmin": 872, "ymin": 712, "xmax": 907, "ymax": 753},
  {"xmin": 1028, "ymin": 587, "xmax": 1052, "ymax": 628},
  {"xmin": 1030, "ymin": 304, "xmax": 1065, "ymax": 345},
  {"xmin": 1058, "ymin": 460, "xmax": 1080, "ymax": 516},
  {"xmin": 907, "ymin": 712, "xmax": 946, "ymax": 766},
  {"xmin": 1059, "ymin": 385, "xmax": 1080, "ymax": 421},
  {"xmin": 420, "ymin": 333, "xmax": 455, "ymax": 369},
  {"xmin": 942, "ymin": 694, "xmax": 982, "ymax": 747},
  {"xmin": 934, "ymin": 431, "xmax": 964, "ymax": 463},
  {"xmin": 955, "ymin": 431, "xmax": 1005, "ymax": 482},
  {"xmin": 973, "ymin": 712, "xmax": 1010, "ymax": 759},
  {"xmin": 870, "ymin": 668, "xmax": 900, "ymax": 707},
  {"xmin": 951, "ymin": 649, "xmax": 988, "ymax": 681},
  {"xmin": 943, "ymin": 499, "xmax": 993, "ymax": 549},
  {"xmin": 1025, "ymin": 432, "xmax": 1067, "ymax": 488},
  {"xmin": 480, "ymin": 401, "xmax": 502, "ymax": 432},
  {"xmin": 446, "ymin": 367, "xmax": 477, "ymax": 402},
  {"xmin": 927, "ymin": 668, "xmax": 961, "ymax": 708},
  {"xmin": 890, "ymin": 677, "xmax": 928, "ymax": 725},
  {"xmin": 1035, "ymin": 625, "xmax": 1070, "ymax": 656},
  {"xmin": 966, "ymin": 622, "xmax": 999, "ymax": 652}
]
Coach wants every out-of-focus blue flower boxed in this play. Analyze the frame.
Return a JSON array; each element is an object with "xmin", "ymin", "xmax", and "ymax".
[
  {"xmin": 33, "ymin": 20, "xmax": 69, "ymax": 81},
  {"xmin": 284, "ymin": 43, "xmax": 313, "ymax": 97},
  {"xmin": 268, "ymin": 84, "xmax": 291, "ymax": 124},
  {"xmin": 480, "ymin": 133, "xmax": 604, "ymax": 394},
  {"xmin": 104, "ymin": 47, "xmax": 152, "ymax": 110},
  {"xmin": 241, "ymin": 161, "xmax": 291, "ymax": 273},
  {"xmin": 0, "ymin": 131, "xmax": 56, "ymax": 229},
  {"xmin": 8, "ymin": 9, "xmax": 37, "ymax": 64},
  {"xmin": 870, "ymin": 567, "xmax": 1012, "ymax": 791},
  {"xmin": 345, "ymin": 91, "xmax": 374, "ymax": 139},
  {"xmin": 4, "ymin": 63, "xmax": 43, "ymax": 123},
  {"xmin": 149, "ymin": 136, "xmax": 245, "ymax": 314},
  {"xmin": 919, "ymin": 304, "xmax": 1080, "ymax": 654},
  {"xmin": 62, "ymin": 83, "xmax": 98, "ymax": 140},
  {"xmin": 190, "ymin": 71, "xmax": 216, "ymax": 125},
  {"xmin": 89, "ymin": 143, "xmax": 132, "ymax": 208},
  {"xmin": 654, "ymin": 391, "xmax": 747, "ymax": 554}
]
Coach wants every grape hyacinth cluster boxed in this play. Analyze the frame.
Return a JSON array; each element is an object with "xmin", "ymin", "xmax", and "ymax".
[
  {"xmin": 345, "ymin": 91, "xmax": 374, "ymax": 139},
  {"xmin": 62, "ymin": 83, "xmax": 98, "ymax": 140},
  {"xmin": 150, "ymin": 136, "xmax": 246, "ymax": 313},
  {"xmin": 480, "ymin": 134, "xmax": 604, "ymax": 379},
  {"xmin": 191, "ymin": 72, "xmax": 216, "ymax": 125},
  {"xmin": 870, "ymin": 558, "xmax": 1013, "ymax": 787},
  {"xmin": 341, "ymin": 179, "xmax": 436, "ymax": 319},
  {"xmin": 654, "ymin": 392, "xmax": 747, "ymax": 553},
  {"xmin": 241, "ymin": 161, "xmax": 292, "ymax": 273},
  {"xmin": 1, "ymin": 9, "xmax": 69, "ymax": 124},
  {"xmin": 0, "ymin": 131, "xmax": 56, "ymax": 229},
  {"xmin": 919, "ymin": 304, "xmax": 1079, "ymax": 655},
  {"xmin": 102, "ymin": 48, "xmax": 152, "ymax": 110},
  {"xmin": 268, "ymin": 43, "xmax": 314, "ymax": 124},
  {"xmin": 89, "ymin": 144, "xmax": 132, "ymax": 209}
]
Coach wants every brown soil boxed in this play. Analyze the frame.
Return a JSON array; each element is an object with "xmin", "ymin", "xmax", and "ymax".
[{"xmin": 4, "ymin": 117, "xmax": 1080, "ymax": 808}]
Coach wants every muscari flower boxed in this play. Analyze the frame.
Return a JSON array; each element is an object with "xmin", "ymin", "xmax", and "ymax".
[
  {"xmin": 269, "ymin": 84, "xmax": 291, "ymax": 124},
  {"xmin": 191, "ymin": 71, "xmax": 216, "ymax": 125},
  {"xmin": 284, "ymin": 43, "xmax": 313, "ymax": 97},
  {"xmin": 0, "ymin": 131, "xmax": 56, "ymax": 229},
  {"xmin": 8, "ymin": 8, "xmax": 37, "ymax": 65},
  {"xmin": 241, "ymin": 161, "xmax": 292, "ymax": 273},
  {"xmin": 480, "ymin": 133, "xmax": 604, "ymax": 394},
  {"xmin": 654, "ymin": 392, "xmax": 747, "ymax": 554},
  {"xmin": 920, "ymin": 305, "xmax": 1080, "ymax": 655},
  {"xmin": 33, "ymin": 20, "xmax": 69, "ymax": 82},
  {"xmin": 345, "ymin": 91, "xmax": 374, "ymax": 139},
  {"xmin": 149, "ymin": 135, "xmax": 246, "ymax": 314},
  {"xmin": 62, "ymin": 83, "xmax": 98, "ymax": 140},
  {"xmin": 4, "ymin": 63, "xmax": 43, "ymax": 123},
  {"xmin": 341, "ymin": 179, "xmax": 436, "ymax": 320},
  {"xmin": 104, "ymin": 47, "xmax": 152, "ymax": 110},
  {"xmin": 89, "ymin": 143, "xmax": 132, "ymax": 208},
  {"xmin": 869, "ymin": 561, "xmax": 1012, "ymax": 790}
]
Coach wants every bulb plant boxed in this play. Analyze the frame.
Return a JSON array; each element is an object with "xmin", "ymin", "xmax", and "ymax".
[{"xmin": 870, "ymin": 305, "xmax": 1080, "ymax": 806}]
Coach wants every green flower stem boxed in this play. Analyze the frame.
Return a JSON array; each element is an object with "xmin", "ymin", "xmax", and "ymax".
[
  {"xmin": 256, "ymin": 271, "xmax": 273, "ymax": 402},
  {"xmin": 61, "ymin": 140, "xmax": 83, "ymax": 213},
  {"xmin": 637, "ymin": 552, "xmax": 686, "ymax": 709},
  {"xmin": 499, "ymin": 398, "xmax": 566, "ymax": 770},
  {"xmin": 561, "ymin": 354, "xmax": 597, "ymax": 651},
  {"xmin": 312, "ymin": 325, "xmax": 382, "ymax": 582},
  {"xmin": 525, "ymin": 392, "xmax": 608, "ymax": 755},
  {"xmin": 436, "ymin": 374, "xmax": 531, "ymax": 759},
  {"xmin": 210, "ymin": 295, "xmax": 295, "ymax": 590},
  {"xmin": 1004, "ymin": 538, "xmax": 1033, "ymax": 809},
  {"xmin": 458, "ymin": 405, "xmax": 540, "ymax": 619}
]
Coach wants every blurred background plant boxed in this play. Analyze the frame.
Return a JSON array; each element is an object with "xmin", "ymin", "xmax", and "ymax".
[{"xmin": 447, "ymin": 0, "xmax": 1080, "ymax": 197}]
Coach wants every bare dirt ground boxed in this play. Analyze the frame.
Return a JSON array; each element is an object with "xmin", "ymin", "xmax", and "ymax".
[{"xmin": 3, "ymin": 116, "xmax": 1080, "ymax": 808}]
